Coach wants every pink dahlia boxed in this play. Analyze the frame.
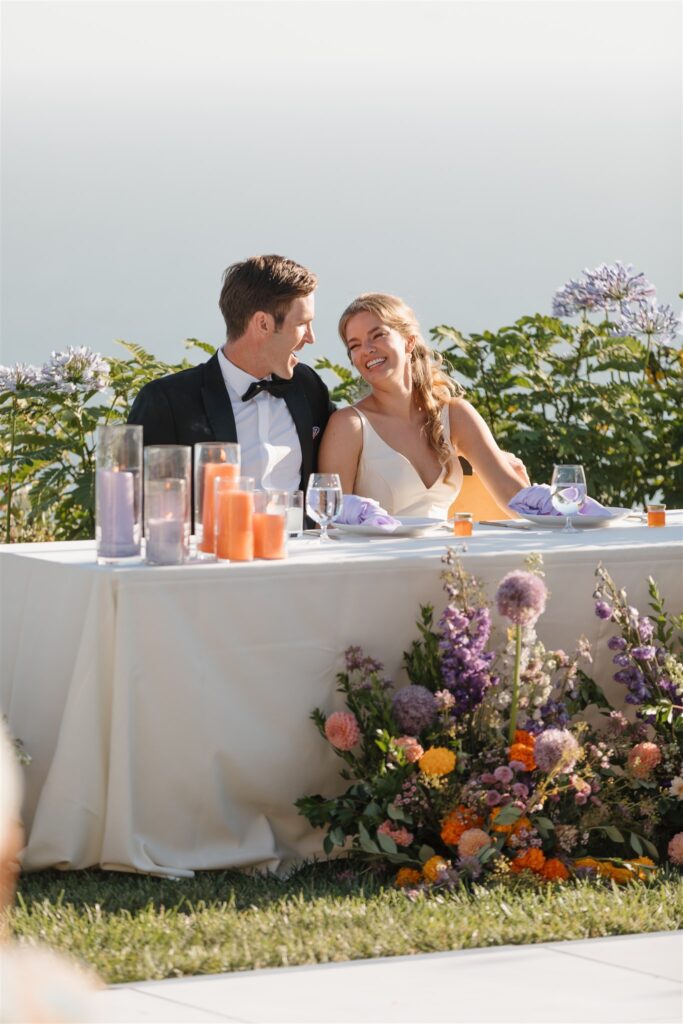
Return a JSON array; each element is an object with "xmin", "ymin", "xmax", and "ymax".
[
  {"xmin": 324, "ymin": 711, "xmax": 361, "ymax": 751},
  {"xmin": 458, "ymin": 828, "xmax": 491, "ymax": 858},
  {"xmin": 627, "ymin": 742, "xmax": 662, "ymax": 779},
  {"xmin": 495, "ymin": 571, "xmax": 547, "ymax": 626},
  {"xmin": 395, "ymin": 736, "xmax": 424, "ymax": 763},
  {"xmin": 668, "ymin": 832, "xmax": 683, "ymax": 866}
]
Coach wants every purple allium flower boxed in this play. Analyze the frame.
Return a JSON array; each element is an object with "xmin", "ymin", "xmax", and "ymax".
[
  {"xmin": 493, "ymin": 766, "xmax": 514, "ymax": 785},
  {"xmin": 458, "ymin": 856, "xmax": 483, "ymax": 879},
  {"xmin": 608, "ymin": 635, "xmax": 627, "ymax": 651},
  {"xmin": 595, "ymin": 601, "xmax": 613, "ymax": 620},
  {"xmin": 509, "ymin": 760, "xmax": 526, "ymax": 773},
  {"xmin": 511, "ymin": 782, "xmax": 529, "ymax": 799},
  {"xmin": 631, "ymin": 646, "xmax": 656, "ymax": 661},
  {"xmin": 533, "ymin": 729, "xmax": 580, "ymax": 774},
  {"xmin": 615, "ymin": 299, "xmax": 679, "ymax": 344},
  {"xmin": 495, "ymin": 571, "xmax": 547, "ymax": 626},
  {"xmin": 480, "ymin": 772, "xmax": 497, "ymax": 785},
  {"xmin": 485, "ymin": 790, "xmax": 502, "ymax": 807},
  {"xmin": 391, "ymin": 685, "xmax": 436, "ymax": 735}
]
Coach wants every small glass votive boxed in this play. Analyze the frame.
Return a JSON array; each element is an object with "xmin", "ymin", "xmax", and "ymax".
[
  {"xmin": 96, "ymin": 424, "xmax": 143, "ymax": 562},
  {"xmin": 215, "ymin": 475, "xmax": 254, "ymax": 562},
  {"xmin": 452, "ymin": 512, "xmax": 473, "ymax": 537},
  {"xmin": 145, "ymin": 479, "xmax": 187, "ymax": 565},
  {"xmin": 194, "ymin": 442, "xmax": 241, "ymax": 556},
  {"xmin": 144, "ymin": 445, "xmax": 191, "ymax": 563},
  {"xmin": 646, "ymin": 503, "xmax": 666, "ymax": 528},
  {"xmin": 254, "ymin": 491, "xmax": 288, "ymax": 559},
  {"xmin": 286, "ymin": 490, "xmax": 304, "ymax": 537}
]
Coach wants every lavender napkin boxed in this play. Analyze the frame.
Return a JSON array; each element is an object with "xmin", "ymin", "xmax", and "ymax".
[
  {"xmin": 337, "ymin": 495, "xmax": 401, "ymax": 531},
  {"xmin": 508, "ymin": 484, "xmax": 614, "ymax": 517}
]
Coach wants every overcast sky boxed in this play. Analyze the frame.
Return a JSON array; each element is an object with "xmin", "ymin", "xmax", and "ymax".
[{"xmin": 2, "ymin": 0, "xmax": 681, "ymax": 384}]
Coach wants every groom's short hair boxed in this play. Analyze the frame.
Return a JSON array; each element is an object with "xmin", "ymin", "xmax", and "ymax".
[{"xmin": 219, "ymin": 255, "xmax": 317, "ymax": 341}]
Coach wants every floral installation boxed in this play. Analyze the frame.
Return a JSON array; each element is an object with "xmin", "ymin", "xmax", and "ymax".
[{"xmin": 296, "ymin": 552, "xmax": 682, "ymax": 891}]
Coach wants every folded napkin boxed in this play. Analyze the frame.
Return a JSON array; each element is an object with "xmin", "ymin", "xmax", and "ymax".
[
  {"xmin": 508, "ymin": 484, "xmax": 613, "ymax": 517},
  {"xmin": 336, "ymin": 495, "xmax": 401, "ymax": 531}
]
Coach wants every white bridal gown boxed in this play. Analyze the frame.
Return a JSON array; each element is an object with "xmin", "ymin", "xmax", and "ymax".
[{"xmin": 352, "ymin": 405, "xmax": 463, "ymax": 520}]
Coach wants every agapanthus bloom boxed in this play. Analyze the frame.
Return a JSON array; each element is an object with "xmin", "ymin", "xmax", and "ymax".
[
  {"xmin": 324, "ymin": 711, "xmax": 360, "ymax": 751},
  {"xmin": 0, "ymin": 363, "xmax": 45, "ymax": 392},
  {"xmin": 496, "ymin": 571, "xmax": 547, "ymax": 626},
  {"xmin": 552, "ymin": 277, "xmax": 603, "ymax": 317},
  {"xmin": 614, "ymin": 299, "xmax": 679, "ymax": 345},
  {"xmin": 392, "ymin": 685, "xmax": 436, "ymax": 735},
  {"xmin": 43, "ymin": 347, "xmax": 110, "ymax": 392},
  {"xmin": 667, "ymin": 832, "xmax": 683, "ymax": 865},
  {"xmin": 627, "ymin": 741, "xmax": 661, "ymax": 778},
  {"xmin": 533, "ymin": 729, "xmax": 580, "ymax": 774},
  {"xmin": 458, "ymin": 828, "xmax": 490, "ymax": 858},
  {"xmin": 583, "ymin": 262, "xmax": 656, "ymax": 310}
]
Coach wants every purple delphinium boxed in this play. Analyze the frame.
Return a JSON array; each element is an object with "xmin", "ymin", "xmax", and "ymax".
[
  {"xmin": 496, "ymin": 571, "xmax": 547, "ymax": 626},
  {"xmin": 533, "ymin": 729, "xmax": 580, "ymax": 774},
  {"xmin": 392, "ymin": 685, "xmax": 437, "ymax": 735},
  {"xmin": 438, "ymin": 601, "xmax": 497, "ymax": 716}
]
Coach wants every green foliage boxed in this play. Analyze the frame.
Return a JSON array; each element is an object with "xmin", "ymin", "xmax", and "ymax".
[{"xmin": 431, "ymin": 314, "xmax": 682, "ymax": 508}]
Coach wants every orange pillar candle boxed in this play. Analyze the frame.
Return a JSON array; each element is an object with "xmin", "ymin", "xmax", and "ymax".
[
  {"xmin": 452, "ymin": 512, "xmax": 473, "ymax": 537},
  {"xmin": 201, "ymin": 463, "xmax": 238, "ymax": 553},
  {"xmin": 647, "ymin": 504, "xmax": 666, "ymax": 528},
  {"xmin": 226, "ymin": 489, "xmax": 254, "ymax": 561},
  {"xmin": 254, "ymin": 513, "xmax": 287, "ymax": 559}
]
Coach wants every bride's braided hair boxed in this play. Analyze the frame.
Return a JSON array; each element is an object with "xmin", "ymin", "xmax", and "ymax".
[{"xmin": 338, "ymin": 293, "xmax": 464, "ymax": 483}]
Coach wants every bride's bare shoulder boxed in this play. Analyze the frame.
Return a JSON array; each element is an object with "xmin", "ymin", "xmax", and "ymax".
[{"xmin": 320, "ymin": 405, "xmax": 364, "ymax": 447}]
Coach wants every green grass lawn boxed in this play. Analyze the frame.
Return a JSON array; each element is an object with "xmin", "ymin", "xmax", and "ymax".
[{"xmin": 6, "ymin": 863, "xmax": 683, "ymax": 985}]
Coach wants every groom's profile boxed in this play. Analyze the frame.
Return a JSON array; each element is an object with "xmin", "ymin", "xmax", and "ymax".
[{"xmin": 128, "ymin": 254, "xmax": 334, "ymax": 492}]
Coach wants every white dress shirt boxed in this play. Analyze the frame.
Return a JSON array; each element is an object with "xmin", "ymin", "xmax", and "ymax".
[{"xmin": 216, "ymin": 347, "xmax": 302, "ymax": 491}]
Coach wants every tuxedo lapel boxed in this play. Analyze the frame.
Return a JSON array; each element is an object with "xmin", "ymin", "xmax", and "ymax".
[
  {"xmin": 201, "ymin": 354, "xmax": 237, "ymax": 442},
  {"xmin": 283, "ymin": 379, "xmax": 313, "ymax": 489}
]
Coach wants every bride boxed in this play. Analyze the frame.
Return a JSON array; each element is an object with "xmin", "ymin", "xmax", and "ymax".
[{"xmin": 318, "ymin": 293, "xmax": 528, "ymax": 519}]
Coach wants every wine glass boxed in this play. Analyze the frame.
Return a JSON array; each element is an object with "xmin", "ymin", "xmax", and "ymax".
[
  {"xmin": 550, "ymin": 464, "xmax": 587, "ymax": 533},
  {"xmin": 306, "ymin": 473, "xmax": 342, "ymax": 541}
]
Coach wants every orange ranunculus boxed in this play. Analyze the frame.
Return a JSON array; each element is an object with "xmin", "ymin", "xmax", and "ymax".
[
  {"xmin": 395, "ymin": 867, "xmax": 422, "ymax": 888},
  {"xmin": 540, "ymin": 858, "xmax": 570, "ymax": 882},
  {"xmin": 510, "ymin": 848, "xmax": 546, "ymax": 873},
  {"xmin": 440, "ymin": 806, "xmax": 484, "ymax": 846},
  {"xmin": 422, "ymin": 855, "xmax": 449, "ymax": 883}
]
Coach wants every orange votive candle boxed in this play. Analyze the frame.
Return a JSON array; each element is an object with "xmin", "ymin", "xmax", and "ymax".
[
  {"xmin": 226, "ymin": 489, "xmax": 254, "ymax": 561},
  {"xmin": 201, "ymin": 463, "xmax": 238, "ymax": 552},
  {"xmin": 452, "ymin": 513, "xmax": 473, "ymax": 537},
  {"xmin": 647, "ymin": 504, "xmax": 666, "ymax": 528},
  {"xmin": 253, "ymin": 512, "xmax": 287, "ymax": 559}
]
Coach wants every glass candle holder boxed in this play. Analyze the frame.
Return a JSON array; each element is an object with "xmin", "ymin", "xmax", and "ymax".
[
  {"xmin": 286, "ymin": 490, "xmax": 304, "ymax": 537},
  {"xmin": 215, "ymin": 475, "xmax": 254, "ymax": 562},
  {"xmin": 193, "ymin": 442, "xmax": 240, "ymax": 555},
  {"xmin": 96, "ymin": 424, "xmax": 142, "ymax": 562},
  {"xmin": 646, "ymin": 503, "xmax": 666, "ymax": 528},
  {"xmin": 452, "ymin": 512, "xmax": 473, "ymax": 537},
  {"xmin": 254, "ymin": 490, "xmax": 288, "ymax": 559},
  {"xmin": 144, "ymin": 445, "xmax": 191, "ymax": 563}
]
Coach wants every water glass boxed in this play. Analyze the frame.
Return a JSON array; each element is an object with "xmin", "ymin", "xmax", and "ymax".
[
  {"xmin": 306, "ymin": 473, "xmax": 342, "ymax": 541},
  {"xmin": 550, "ymin": 464, "xmax": 587, "ymax": 533}
]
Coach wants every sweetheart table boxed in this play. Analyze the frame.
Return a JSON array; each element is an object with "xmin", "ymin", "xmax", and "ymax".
[{"xmin": 1, "ymin": 515, "xmax": 681, "ymax": 877}]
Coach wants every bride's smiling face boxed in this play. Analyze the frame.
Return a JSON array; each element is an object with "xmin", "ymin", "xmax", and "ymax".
[{"xmin": 344, "ymin": 311, "xmax": 414, "ymax": 384}]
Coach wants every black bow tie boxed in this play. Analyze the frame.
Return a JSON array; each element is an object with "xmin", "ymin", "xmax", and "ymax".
[{"xmin": 241, "ymin": 377, "xmax": 291, "ymax": 403}]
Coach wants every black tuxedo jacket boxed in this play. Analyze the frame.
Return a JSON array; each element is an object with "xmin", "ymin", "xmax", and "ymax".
[{"xmin": 127, "ymin": 353, "xmax": 334, "ymax": 491}]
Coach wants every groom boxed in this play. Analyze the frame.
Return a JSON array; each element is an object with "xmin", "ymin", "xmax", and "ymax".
[{"xmin": 128, "ymin": 255, "xmax": 334, "ymax": 493}]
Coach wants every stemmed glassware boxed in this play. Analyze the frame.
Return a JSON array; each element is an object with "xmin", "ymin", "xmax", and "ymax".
[
  {"xmin": 306, "ymin": 473, "xmax": 342, "ymax": 541},
  {"xmin": 550, "ymin": 464, "xmax": 587, "ymax": 533}
]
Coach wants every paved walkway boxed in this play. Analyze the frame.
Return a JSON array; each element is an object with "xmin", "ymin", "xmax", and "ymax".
[{"xmin": 94, "ymin": 930, "xmax": 682, "ymax": 1023}]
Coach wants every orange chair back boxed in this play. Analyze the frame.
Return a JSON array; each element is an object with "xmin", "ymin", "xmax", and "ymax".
[{"xmin": 448, "ymin": 459, "xmax": 517, "ymax": 522}]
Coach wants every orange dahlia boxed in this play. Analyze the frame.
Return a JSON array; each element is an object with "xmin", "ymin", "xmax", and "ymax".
[
  {"xmin": 440, "ymin": 805, "xmax": 484, "ymax": 846},
  {"xmin": 540, "ymin": 858, "xmax": 570, "ymax": 882},
  {"xmin": 419, "ymin": 747, "xmax": 456, "ymax": 776},
  {"xmin": 395, "ymin": 867, "xmax": 422, "ymax": 888},
  {"xmin": 508, "ymin": 739, "xmax": 536, "ymax": 771},
  {"xmin": 510, "ymin": 848, "xmax": 546, "ymax": 873}
]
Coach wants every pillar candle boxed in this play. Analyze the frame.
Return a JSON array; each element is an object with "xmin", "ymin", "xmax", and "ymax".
[
  {"xmin": 227, "ymin": 490, "xmax": 254, "ymax": 561},
  {"xmin": 97, "ymin": 468, "xmax": 137, "ymax": 557},
  {"xmin": 146, "ymin": 517, "xmax": 185, "ymax": 565},
  {"xmin": 201, "ymin": 463, "xmax": 238, "ymax": 553},
  {"xmin": 254, "ymin": 513, "xmax": 286, "ymax": 559}
]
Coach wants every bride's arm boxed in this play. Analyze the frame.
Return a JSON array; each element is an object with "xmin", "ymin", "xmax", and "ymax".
[
  {"xmin": 318, "ymin": 408, "xmax": 364, "ymax": 494},
  {"xmin": 449, "ymin": 399, "xmax": 530, "ymax": 506}
]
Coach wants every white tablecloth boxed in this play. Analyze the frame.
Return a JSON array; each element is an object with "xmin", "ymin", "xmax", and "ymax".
[{"xmin": 2, "ymin": 515, "xmax": 682, "ymax": 876}]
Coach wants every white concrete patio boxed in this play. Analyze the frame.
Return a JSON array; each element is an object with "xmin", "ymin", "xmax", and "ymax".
[{"xmin": 93, "ymin": 929, "xmax": 682, "ymax": 1023}]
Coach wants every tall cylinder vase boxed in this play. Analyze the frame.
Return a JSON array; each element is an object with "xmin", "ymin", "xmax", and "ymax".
[
  {"xmin": 96, "ymin": 424, "xmax": 143, "ymax": 562},
  {"xmin": 144, "ymin": 445, "xmax": 191, "ymax": 565}
]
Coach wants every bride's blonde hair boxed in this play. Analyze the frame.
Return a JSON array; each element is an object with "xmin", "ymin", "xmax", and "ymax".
[{"xmin": 338, "ymin": 293, "xmax": 464, "ymax": 482}]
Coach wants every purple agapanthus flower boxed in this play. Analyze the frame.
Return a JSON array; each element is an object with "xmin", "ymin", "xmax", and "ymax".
[
  {"xmin": 583, "ymin": 262, "xmax": 656, "ymax": 310},
  {"xmin": 42, "ymin": 347, "xmax": 110, "ymax": 392},
  {"xmin": 552, "ymin": 278, "xmax": 603, "ymax": 317},
  {"xmin": 0, "ymin": 363, "xmax": 45, "ymax": 393},
  {"xmin": 613, "ymin": 299, "xmax": 679, "ymax": 345}
]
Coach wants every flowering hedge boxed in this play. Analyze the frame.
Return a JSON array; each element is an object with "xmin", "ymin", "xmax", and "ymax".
[{"xmin": 296, "ymin": 553, "xmax": 683, "ymax": 890}]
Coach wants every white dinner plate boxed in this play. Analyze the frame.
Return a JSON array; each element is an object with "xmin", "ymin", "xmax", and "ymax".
[
  {"xmin": 331, "ymin": 516, "xmax": 444, "ymax": 538},
  {"xmin": 516, "ymin": 507, "xmax": 632, "ymax": 530}
]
